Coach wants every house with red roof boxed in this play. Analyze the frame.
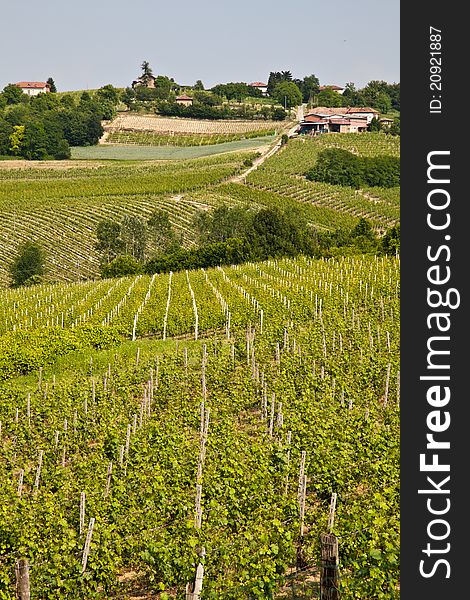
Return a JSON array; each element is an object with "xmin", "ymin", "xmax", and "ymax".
[
  {"xmin": 319, "ymin": 85, "xmax": 345, "ymax": 94},
  {"xmin": 345, "ymin": 107, "xmax": 380, "ymax": 124},
  {"xmin": 299, "ymin": 109, "xmax": 369, "ymax": 135},
  {"xmin": 249, "ymin": 82, "xmax": 268, "ymax": 96},
  {"xmin": 15, "ymin": 81, "xmax": 50, "ymax": 96},
  {"xmin": 176, "ymin": 94, "xmax": 193, "ymax": 107}
]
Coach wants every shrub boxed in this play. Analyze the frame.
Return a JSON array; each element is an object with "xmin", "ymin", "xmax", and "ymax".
[
  {"xmin": 9, "ymin": 242, "xmax": 46, "ymax": 287},
  {"xmin": 307, "ymin": 148, "xmax": 399, "ymax": 188},
  {"xmin": 101, "ymin": 255, "xmax": 142, "ymax": 278}
]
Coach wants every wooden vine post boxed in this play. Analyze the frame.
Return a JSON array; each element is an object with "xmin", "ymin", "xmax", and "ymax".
[
  {"xmin": 186, "ymin": 401, "xmax": 208, "ymax": 600},
  {"xmin": 81, "ymin": 518, "xmax": 95, "ymax": 574},
  {"xmin": 15, "ymin": 558, "xmax": 30, "ymax": 600},
  {"xmin": 321, "ymin": 492, "xmax": 339, "ymax": 600},
  {"xmin": 320, "ymin": 533, "xmax": 339, "ymax": 600}
]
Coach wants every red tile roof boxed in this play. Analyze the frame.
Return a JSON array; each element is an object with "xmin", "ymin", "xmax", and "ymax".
[
  {"xmin": 303, "ymin": 115, "xmax": 328, "ymax": 123},
  {"xmin": 346, "ymin": 107, "xmax": 379, "ymax": 114},
  {"xmin": 176, "ymin": 95, "xmax": 193, "ymax": 100},
  {"xmin": 249, "ymin": 82, "xmax": 267, "ymax": 87},
  {"xmin": 307, "ymin": 107, "xmax": 349, "ymax": 116},
  {"xmin": 320, "ymin": 85, "xmax": 344, "ymax": 91},
  {"xmin": 16, "ymin": 81, "xmax": 49, "ymax": 89}
]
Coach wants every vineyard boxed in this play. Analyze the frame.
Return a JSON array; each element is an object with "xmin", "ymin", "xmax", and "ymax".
[
  {"xmin": 244, "ymin": 134, "xmax": 400, "ymax": 232},
  {"xmin": 0, "ymin": 154, "xmax": 251, "ymax": 286},
  {"xmin": 0, "ymin": 132, "xmax": 400, "ymax": 287},
  {"xmin": 0, "ymin": 254, "xmax": 400, "ymax": 598},
  {"xmin": 105, "ymin": 131, "xmax": 276, "ymax": 147},
  {"xmin": 104, "ymin": 115, "xmax": 281, "ymax": 136}
]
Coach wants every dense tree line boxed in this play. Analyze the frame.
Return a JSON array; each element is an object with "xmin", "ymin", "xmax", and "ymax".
[
  {"xmin": 95, "ymin": 205, "xmax": 400, "ymax": 280},
  {"xmin": 306, "ymin": 148, "xmax": 400, "ymax": 188},
  {"xmin": 265, "ymin": 72, "xmax": 399, "ymax": 113},
  {"xmin": 155, "ymin": 100, "xmax": 286, "ymax": 121},
  {"xmin": 125, "ymin": 60, "xmax": 399, "ymax": 118},
  {"xmin": 0, "ymin": 83, "xmax": 121, "ymax": 160},
  {"xmin": 8, "ymin": 208, "xmax": 399, "ymax": 287}
]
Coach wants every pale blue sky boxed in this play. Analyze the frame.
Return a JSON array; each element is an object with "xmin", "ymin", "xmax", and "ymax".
[{"xmin": 0, "ymin": 0, "xmax": 399, "ymax": 91}]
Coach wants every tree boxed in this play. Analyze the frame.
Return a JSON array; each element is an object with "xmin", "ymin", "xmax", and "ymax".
[
  {"xmin": 121, "ymin": 215, "xmax": 147, "ymax": 261},
  {"xmin": 95, "ymin": 220, "xmax": 124, "ymax": 263},
  {"xmin": 307, "ymin": 148, "xmax": 364, "ymax": 188},
  {"xmin": 316, "ymin": 87, "xmax": 343, "ymax": 107},
  {"xmin": 140, "ymin": 61, "xmax": 154, "ymax": 86},
  {"xmin": 342, "ymin": 82, "xmax": 359, "ymax": 106},
  {"xmin": 101, "ymin": 255, "xmax": 142, "ymax": 278},
  {"xmin": 210, "ymin": 82, "xmax": 253, "ymax": 102},
  {"xmin": 267, "ymin": 72, "xmax": 282, "ymax": 96},
  {"xmin": 374, "ymin": 92, "xmax": 392, "ymax": 114},
  {"xmin": 271, "ymin": 107, "xmax": 287, "ymax": 121},
  {"xmin": 54, "ymin": 138, "xmax": 71, "ymax": 160},
  {"xmin": 2, "ymin": 84, "xmax": 25, "ymax": 105},
  {"xmin": 351, "ymin": 217, "xmax": 374, "ymax": 241},
  {"xmin": 121, "ymin": 87, "xmax": 136, "ymax": 109},
  {"xmin": 194, "ymin": 205, "xmax": 254, "ymax": 244},
  {"xmin": 97, "ymin": 84, "xmax": 119, "ymax": 104},
  {"xmin": 250, "ymin": 207, "xmax": 308, "ymax": 259},
  {"xmin": 9, "ymin": 125, "xmax": 25, "ymax": 155},
  {"xmin": 381, "ymin": 224, "xmax": 400, "ymax": 255},
  {"xmin": 60, "ymin": 95, "xmax": 75, "ymax": 108},
  {"xmin": 0, "ymin": 120, "xmax": 13, "ymax": 155},
  {"xmin": 9, "ymin": 242, "xmax": 46, "ymax": 286},
  {"xmin": 194, "ymin": 80, "xmax": 205, "ymax": 90},
  {"xmin": 350, "ymin": 218, "xmax": 377, "ymax": 252},
  {"xmin": 301, "ymin": 74, "xmax": 320, "ymax": 103},
  {"xmin": 273, "ymin": 81, "xmax": 302, "ymax": 109},
  {"xmin": 368, "ymin": 117, "xmax": 382, "ymax": 132},
  {"xmin": 21, "ymin": 121, "xmax": 49, "ymax": 160},
  {"xmin": 153, "ymin": 76, "xmax": 172, "ymax": 100},
  {"xmin": 147, "ymin": 209, "xmax": 179, "ymax": 254},
  {"xmin": 389, "ymin": 117, "xmax": 400, "ymax": 136},
  {"xmin": 47, "ymin": 77, "xmax": 57, "ymax": 93}
]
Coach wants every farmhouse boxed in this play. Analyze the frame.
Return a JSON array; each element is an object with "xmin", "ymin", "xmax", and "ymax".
[
  {"xmin": 175, "ymin": 94, "xmax": 193, "ymax": 107},
  {"xmin": 319, "ymin": 85, "xmax": 345, "ymax": 95},
  {"xmin": 132, "ymin": 74, "xmax": 156, "ymax": 89},
  {"xmin": 15, "ymin": 81, "xmax": 50, "ymax": 96},
  {"xmin": 249, "ymin": 82, "xmax": 268, "ymax": 96},
  {"xmin": 345, "ymin": 107, "xmax": 380, "ymax": 124},
  {"xmin": 298, "ymin": 107, "xmax": 372, "ymax": 135},
  {"xmin": 298, "ymin": 106, "xmax": 380, "ymax": 134},
  {"xmin": 299, "ymin": 113, "xmax": 368, "ymax": 135}
]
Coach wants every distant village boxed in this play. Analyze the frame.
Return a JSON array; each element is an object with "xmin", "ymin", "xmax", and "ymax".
[{"xmin": 12, "ymin": 70, "xmax": 398, "ymax": 137}]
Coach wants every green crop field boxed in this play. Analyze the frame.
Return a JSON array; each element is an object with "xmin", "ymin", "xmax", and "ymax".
[
  {"xmin": 0, "ymin": 255, "xmax": 399, "ymax": 598},
  {"xmin": 70, "ymin": 136, "xmax": 275, "ymax": 160}
]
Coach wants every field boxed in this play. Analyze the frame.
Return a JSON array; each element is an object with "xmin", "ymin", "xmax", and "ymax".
[
  {"xmin": 245, "ymin": 134, "xmax": 400, "ymax": 231},
  {"xmin": 0, "ymin": 255, "xmax": 400, "ymax": 598},
  {"xmin": 104, "ymin": 114, "xmax": 283, "ymax": 136},
  {"xmin": 0, "ymin": 133, "xmax": 400, "ymax": 287},
  {"xmin": 105, "ymin": 130, "xmax": 277, "ymax": 147},
  {"xmin": 0, "ymin": 153, "xmax": 251, "ymax": 286},
  {"xmin": 70, "ymin": 137, "xmax": 274, "ymax": 161}
]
